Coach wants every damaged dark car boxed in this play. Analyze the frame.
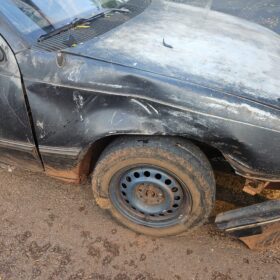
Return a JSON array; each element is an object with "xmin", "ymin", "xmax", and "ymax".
[{"xmin": 0, "ymin": 0, "xmax": 279, "ymax": 237}]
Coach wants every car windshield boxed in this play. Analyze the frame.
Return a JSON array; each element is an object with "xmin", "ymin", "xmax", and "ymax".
[{"xmin": 0, "ymin": 0, "xmax": 130, "ymax": 40}]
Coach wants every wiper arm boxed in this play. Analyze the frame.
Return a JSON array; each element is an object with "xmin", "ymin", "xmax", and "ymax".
[{"xmin": 38, "ymin": 8, "xmax": 130, "ymax": 42}]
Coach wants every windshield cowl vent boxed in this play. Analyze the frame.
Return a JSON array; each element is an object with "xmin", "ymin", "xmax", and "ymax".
[
  {"xmin": 33, "ymin": 1, "xmax": 148, "ymax": 52},
  {"xmin": 34, "ymin": 17, "xmax": 120, "ymax": 52}
]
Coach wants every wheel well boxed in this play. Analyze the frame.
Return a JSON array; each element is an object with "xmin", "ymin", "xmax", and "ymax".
[
  {"xmin": 190, "ymin": 140, "xmax": 234, "ymax": 173},
  {"xmin": 82, "ymin": 135, "xmax": 234, "ymax": 180},
  {"xmin": 87, "ymin": 135, "xmax": 119, "ymax": 174}
]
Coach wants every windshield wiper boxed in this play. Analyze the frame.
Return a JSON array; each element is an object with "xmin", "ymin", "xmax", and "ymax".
[{"xmin": 38, "ymin": 8, "xmax": 130, "ymax": 42}]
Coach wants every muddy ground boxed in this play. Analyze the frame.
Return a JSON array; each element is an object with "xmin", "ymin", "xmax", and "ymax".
[{"xmin": 0, "ymin": 168, "xmax": 279, "ymax": 280}]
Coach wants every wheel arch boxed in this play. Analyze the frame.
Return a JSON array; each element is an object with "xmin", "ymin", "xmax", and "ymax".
[{"xmin": 55, "ymin": 134, "xmax": 228, "ymax": 184}]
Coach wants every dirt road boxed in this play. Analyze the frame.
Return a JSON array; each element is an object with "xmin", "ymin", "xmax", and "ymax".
[{"xmin": 0, "ymin": 168, "xmax": 279, "ymax": 280}]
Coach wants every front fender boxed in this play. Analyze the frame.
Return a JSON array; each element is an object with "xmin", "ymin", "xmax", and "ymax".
[{"xmin": 17, "ymin": 49, "xmax": 280, "ymax": 182}]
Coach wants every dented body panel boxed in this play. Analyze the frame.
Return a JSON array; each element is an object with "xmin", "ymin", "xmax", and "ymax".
[{"xmin": 0, "ymin": 0, "xmax": 280, "ymax": 182}]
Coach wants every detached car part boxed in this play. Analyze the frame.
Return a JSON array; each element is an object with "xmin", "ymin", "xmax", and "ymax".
[
  {"xmin": 216, "ymin": 200, "xmax": 280, "ymax": 249},
  {"xmin": 0, "ymin": 0, "xmax": 279, "ymax": 236}
]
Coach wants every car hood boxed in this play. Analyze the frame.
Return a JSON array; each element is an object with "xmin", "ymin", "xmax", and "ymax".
[{"xmin": 66, "ymin": 0, "xmax": 280, "ymax": 109}]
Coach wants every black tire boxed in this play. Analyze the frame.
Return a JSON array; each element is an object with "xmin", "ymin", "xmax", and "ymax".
[{"xmin": 92, "ymin": 136, "xmax": 216, "ymax": 236}]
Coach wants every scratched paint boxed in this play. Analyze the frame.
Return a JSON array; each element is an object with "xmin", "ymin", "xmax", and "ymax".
[{"xmin": 4, "ymin": 0, "xmax": 278, "ymax": 182}]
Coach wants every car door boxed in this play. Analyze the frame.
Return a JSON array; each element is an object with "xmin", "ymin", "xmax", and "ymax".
[{"xmin": 0, "ymin": 35, "xmax": 43, "ymax": 171}]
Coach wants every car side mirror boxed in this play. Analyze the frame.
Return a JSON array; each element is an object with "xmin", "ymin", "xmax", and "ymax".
[{"xmin": 0, "ymin": 47, "xmax": 5, "ymax": 62}]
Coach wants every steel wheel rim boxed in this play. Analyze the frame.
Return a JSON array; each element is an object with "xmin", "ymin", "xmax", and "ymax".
[{"xmin": 109, "ymin": 165, "xmax": 192, "ymax": 228}]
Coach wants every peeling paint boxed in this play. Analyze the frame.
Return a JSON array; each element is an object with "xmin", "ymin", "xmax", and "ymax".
[
  {"xmin": 36, "ymin": 120, "xmax": 44, "ymax": 130},
  {"xmin": 72, "ymin": 0, "xmax": 280, "ymax": 106},
  {"xmin": 8, "ymin": 0, "xmax": 280, "ymax": 182},
  {"xmin": 73, "ymin": 91, "xmax": 84, "ymax": 109}
]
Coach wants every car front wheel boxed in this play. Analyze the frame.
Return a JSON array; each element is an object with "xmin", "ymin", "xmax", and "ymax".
[{"xmin": 92, "ymin": 137, "xmax": 215, "ymax": 236}]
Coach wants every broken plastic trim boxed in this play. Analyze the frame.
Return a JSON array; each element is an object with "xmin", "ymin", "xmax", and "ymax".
[{"xmin": 216, "ymin": 200, "xmax": 280, "ymax": 249}]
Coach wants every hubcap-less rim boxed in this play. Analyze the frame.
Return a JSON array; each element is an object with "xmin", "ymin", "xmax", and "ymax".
[{"xmin": 109, "ymin": 166, "xmax": 192, "ymax": 228}]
